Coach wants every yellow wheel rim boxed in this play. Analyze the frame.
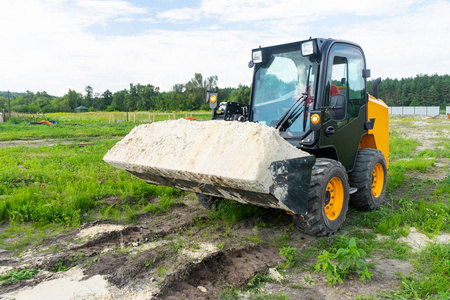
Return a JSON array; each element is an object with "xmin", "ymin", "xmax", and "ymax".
[
  {"xmin": 324, "ymin": 177, "xmax": 344, "ymax": 221},
  {"xmin": 372, "ymin": 163, "xmax": 384, "ymax": 198}
]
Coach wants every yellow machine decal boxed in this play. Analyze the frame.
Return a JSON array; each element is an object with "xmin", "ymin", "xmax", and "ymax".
[{"xmin": 359, "ymin": 95, "xmax": 389, "ymax": 168}]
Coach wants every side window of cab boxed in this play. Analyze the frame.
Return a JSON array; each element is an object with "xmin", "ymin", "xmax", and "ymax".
[{"xmin": 323, "ymin": 45, "xmax": 366, "ymax": 128}]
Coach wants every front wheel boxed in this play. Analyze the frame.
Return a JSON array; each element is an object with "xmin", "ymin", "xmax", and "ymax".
[{"xmin": 293, "ymin": 158, "xmax": 350, "ymax": 236}]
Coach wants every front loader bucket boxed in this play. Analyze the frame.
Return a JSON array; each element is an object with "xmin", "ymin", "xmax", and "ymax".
[{"xmin": 104, "ymin": 119, "xmax": 315, "ymax": 214}]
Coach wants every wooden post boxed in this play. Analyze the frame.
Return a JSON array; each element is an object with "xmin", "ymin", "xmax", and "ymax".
[
  {"xmin": 134, "ymin": 113, "xmax": 136, "ymax": 123},
  {"xmin": 112, "ymin": 114, "xmax": 115, "ymax": 123},
  {"xmin": 153, "ymin": 113, "xmax": 155, "ymax": 122},
  {"xmin": 185, "ymin": 112, "xmax": 188, "ymax": 119},
  {"xmin": 173, "ymin": 112, "xmax": 176, "ymax": 120},
  {"xmin": 148, "ymin": 113, "xmax": 151, "ymax": 122}
]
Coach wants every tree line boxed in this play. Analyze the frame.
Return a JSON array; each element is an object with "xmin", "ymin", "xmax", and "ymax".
[
  {"xmin": 368, "ymin": 73, "xmax": 450, "ymax": 108},
  {"xmin": 0, "ymin": 73, "xmax": 250, "ymax": 113},
  {"xmin": 1, "ymin": 73, "xmax": 449, "ymax": 113}
]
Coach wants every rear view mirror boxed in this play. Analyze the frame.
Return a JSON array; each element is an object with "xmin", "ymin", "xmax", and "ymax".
[{"xmin": 330, "ymin": 94, "xmax": 347, "ymax": 122}]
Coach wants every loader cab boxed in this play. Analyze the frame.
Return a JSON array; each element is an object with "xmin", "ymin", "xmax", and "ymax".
[
  {"xmin": 249, "ymin": 42, "xmax": 319, "ymax": 142},
  {"xmin": 249, "ymin": 38, "xmax": 370, "ymax": 171}
]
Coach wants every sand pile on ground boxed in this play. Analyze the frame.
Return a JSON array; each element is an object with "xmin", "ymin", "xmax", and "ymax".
[
  {"xmin": 104, "ymin": 119, "xmax": 309, "ymax": 194},
  {"xmin": 77, "ymin": 224, "xmax": 124, "ymax": 239}
]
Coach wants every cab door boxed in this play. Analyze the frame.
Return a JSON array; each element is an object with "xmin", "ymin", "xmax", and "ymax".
[{"xmin": 319, "ymin": 44, "xmax": 368, "ymax": 171}]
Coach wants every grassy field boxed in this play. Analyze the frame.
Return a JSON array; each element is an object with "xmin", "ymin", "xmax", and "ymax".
[
  {"xmin": 0, "ymin": 111, "xmax": 211, "ymax": 141},
  {"xmin": 0, "ymin": 114, "xmax": 449, "ymax": 299}
]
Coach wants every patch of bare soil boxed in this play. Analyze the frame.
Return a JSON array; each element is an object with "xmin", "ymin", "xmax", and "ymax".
[
  {"xmin": 0, "ymin": 197, "xmax": 425, "ymax": 299},
  {"xmin": 248, "ymin": 256, "xmax": 413, "ymax": 300},
  {"xmin": 0, "ymin": 139, "xmax": 73, "ymax": 149},
  {"xmin": 156, "ymin": 245, "xmax": 282, "ymax": 300},
  {"xmin": 0, "ymin": 137, "xmax": 120, "ymax": 149}
]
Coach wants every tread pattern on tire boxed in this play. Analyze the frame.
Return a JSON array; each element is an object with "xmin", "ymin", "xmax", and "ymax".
[
  {"xmin": 294, "ymin": 158, "xmax": 349, "ymax": 237},
  {"xmin": 348, "ymin": 148, "xmax": 387, "ymax": 211}
]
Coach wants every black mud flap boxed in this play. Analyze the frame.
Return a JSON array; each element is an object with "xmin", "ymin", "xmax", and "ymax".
[{"xmin": 268, "ymin": 155, "xmax": 316, "ymax": 214}]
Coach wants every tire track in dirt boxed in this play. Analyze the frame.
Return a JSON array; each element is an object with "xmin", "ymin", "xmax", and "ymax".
[
  {"xmin": 156, "ymin": 245, "xmax": 283, "ymax": 300},
  {"xmin": 75, "ymin": 205, "xmax": 207, "ymax": 253},
  {"xmin": 39, "ymin": 204, "xmax": 209, "ymax": 272}
]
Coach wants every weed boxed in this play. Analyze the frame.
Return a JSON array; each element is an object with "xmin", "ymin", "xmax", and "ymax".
[
  {"xmin": 279, "ymin": 246, "xmax": 300, "ymax": 268},
  {"xmin": 156, "ymin": 267, "xmax": 166, "ymax": 277},
  {"xmin": 314, "ymin": 237, "xmax": 373, "ymax": 285},
  {"xmin": 303, "ymin": 274, "xmax": 315, "ymax": 286},
  {"xmin": 216, "ymin": 241, "xmax": 225, "ymax": 250},
  {"xmin": 169, "ymin": 235, "xmax": 186, "ymax": 254},
  {"xmin": 290, "ymin": 284, "xmax": 305, "ymax": 290},
  {"xmin": 435, "ymin": 173, "xmax": 450, "ymax": 196},
  {"xmin": 220, "ymin": 288, "xmax": 240, "ymax": 299},
  {"xmin": 247, "ymin": 226, "xmax": 262, "ymax": 244},
  {"xmin": 0, "ymin": 267, "xmax": 39, "ymax": 285},
  {"xmin": 271, "ymin": 234, "xmax": 290, "ymax": 248},
  {"xmin": 247, "ymin": 273, "xmax": 275, "ymax": 290},
  {"xmin": 50, "ymin": 259, "xmax": 71, "ymax": 273},
  {"xmin": 248, "ymin": 292, "xmax": 290, "ymax": 300}
]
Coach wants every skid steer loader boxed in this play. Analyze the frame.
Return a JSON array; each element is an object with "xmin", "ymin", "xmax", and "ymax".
[{"xmin": 104, "ymin": 38, "xmax": 389, "ymax": 236}]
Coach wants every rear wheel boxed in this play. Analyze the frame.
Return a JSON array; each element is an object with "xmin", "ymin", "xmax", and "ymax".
[
  {"xmin": 293, "ymin": 158, "xmax": 349, "ymax": 236},
  {"xmin": 348, "ymin": 148, "xmax": 387, "ymax": 210},
  {"xmin": 196, "ymin": 194, "xmax": 221, "ymax": 210}
]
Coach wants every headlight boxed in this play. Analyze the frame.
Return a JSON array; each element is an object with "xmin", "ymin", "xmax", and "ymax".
[
  {"xmin": 301, "ymin": 41, "xmax": 315, "ymax": 56},
  {"xmin": 219, "ymin": 102, "xmax": 227, "ymax": 112},
  {"xmin": 252, "ymin": 50, "xmax": 263, "ymax": 63}
]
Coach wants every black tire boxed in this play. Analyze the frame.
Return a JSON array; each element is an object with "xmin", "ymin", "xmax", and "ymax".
[
  {"xmin": 293, "ymin": 158, "xmax": 350, "ymax": 236},
  {"xmin": 196, "ymin": 193, "xmax": 221, "ymax": 210},
  {"xmin": 348, "ymin": 148, "xmax": 387, "ymax": 210}
]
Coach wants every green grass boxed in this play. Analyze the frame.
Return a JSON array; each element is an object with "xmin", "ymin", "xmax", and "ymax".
[
  {"xmin": 0, "ymin": 140, "xmax": 181, "ymax": 226},
  {"xmin": 0, "ymin": 222, "xmax": 71, "ymax": 253},
  {"xmin": 0, "ymin": 120, "xmax": 135, "ymax": 141},
  {"xmin": 383, "ymin": 243, "xmax": 450, "ymax": 299},
  {"xmin": 387, "ymin": 158, "xmax": 436, "ymax": 192},
  {"xmin": 0, "ymin": 267, "xmax": 39, "ymax": 285},
  {"xmin": 0, "ymin": 111, "xmax": 212, "ymax": 141},
  {"xmin": 389, "ymin": 130, "xmax": 421, "ymax": 159},
  {"xmin": 351, "ymin": 194, "xmax": 449, "ymax": 238}
]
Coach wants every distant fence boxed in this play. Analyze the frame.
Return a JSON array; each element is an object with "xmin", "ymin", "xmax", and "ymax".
[{"xmin": 389, "ymin": 106, "xmax": 441, "ymax": 116}]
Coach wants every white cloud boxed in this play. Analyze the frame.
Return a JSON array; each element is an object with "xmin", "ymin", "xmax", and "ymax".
[
  {"xmin": 340, "ymin": 0, "xmax": 450, "ymax": 79},
  {"xmin": 157, "ymin": 8, "xmax": 200, "ymax": 22},
  {"xmin": 115, "ymin": 17, "xmax": 134, "ymax": 22},
  {"xmin": 0, "ymin": 0, "xmax": 448, "ymax": 97},
  {"xmin": 76, "ymin": 0, "xmax": 145, "ymax": 20}
]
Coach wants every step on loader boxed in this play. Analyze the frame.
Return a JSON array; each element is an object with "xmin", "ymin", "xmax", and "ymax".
[{"xmin": 104, "ymin": 38, "xmax": 389, "ymax": 236}]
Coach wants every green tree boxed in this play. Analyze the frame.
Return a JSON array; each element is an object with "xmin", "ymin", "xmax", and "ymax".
[
  {"xmin": 227, "ymin": 84, "xmax": 251, "ymax": 104},
  {"xmin": 84, "ymin": 86, "xmax": 94, "ymax": 108}
]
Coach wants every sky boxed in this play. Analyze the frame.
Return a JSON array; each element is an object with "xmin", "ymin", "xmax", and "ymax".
[{"xmin": 0, "ymin": 0, "xmax": 449, "ymax": 96}]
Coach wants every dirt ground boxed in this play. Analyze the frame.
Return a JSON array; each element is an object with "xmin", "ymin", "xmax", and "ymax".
[
  {"xmin": 0, "ymin": 195, "xmax": 418, "ymax": 300},
  {"xmin": 1, "ymin": 116, "xmax": 449, "ymax": 299}
]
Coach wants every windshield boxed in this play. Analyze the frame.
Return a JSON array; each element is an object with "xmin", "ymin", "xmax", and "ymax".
[{"xmin": 251, "ymin": 48, "xmax": 316, "ymax": 137}]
